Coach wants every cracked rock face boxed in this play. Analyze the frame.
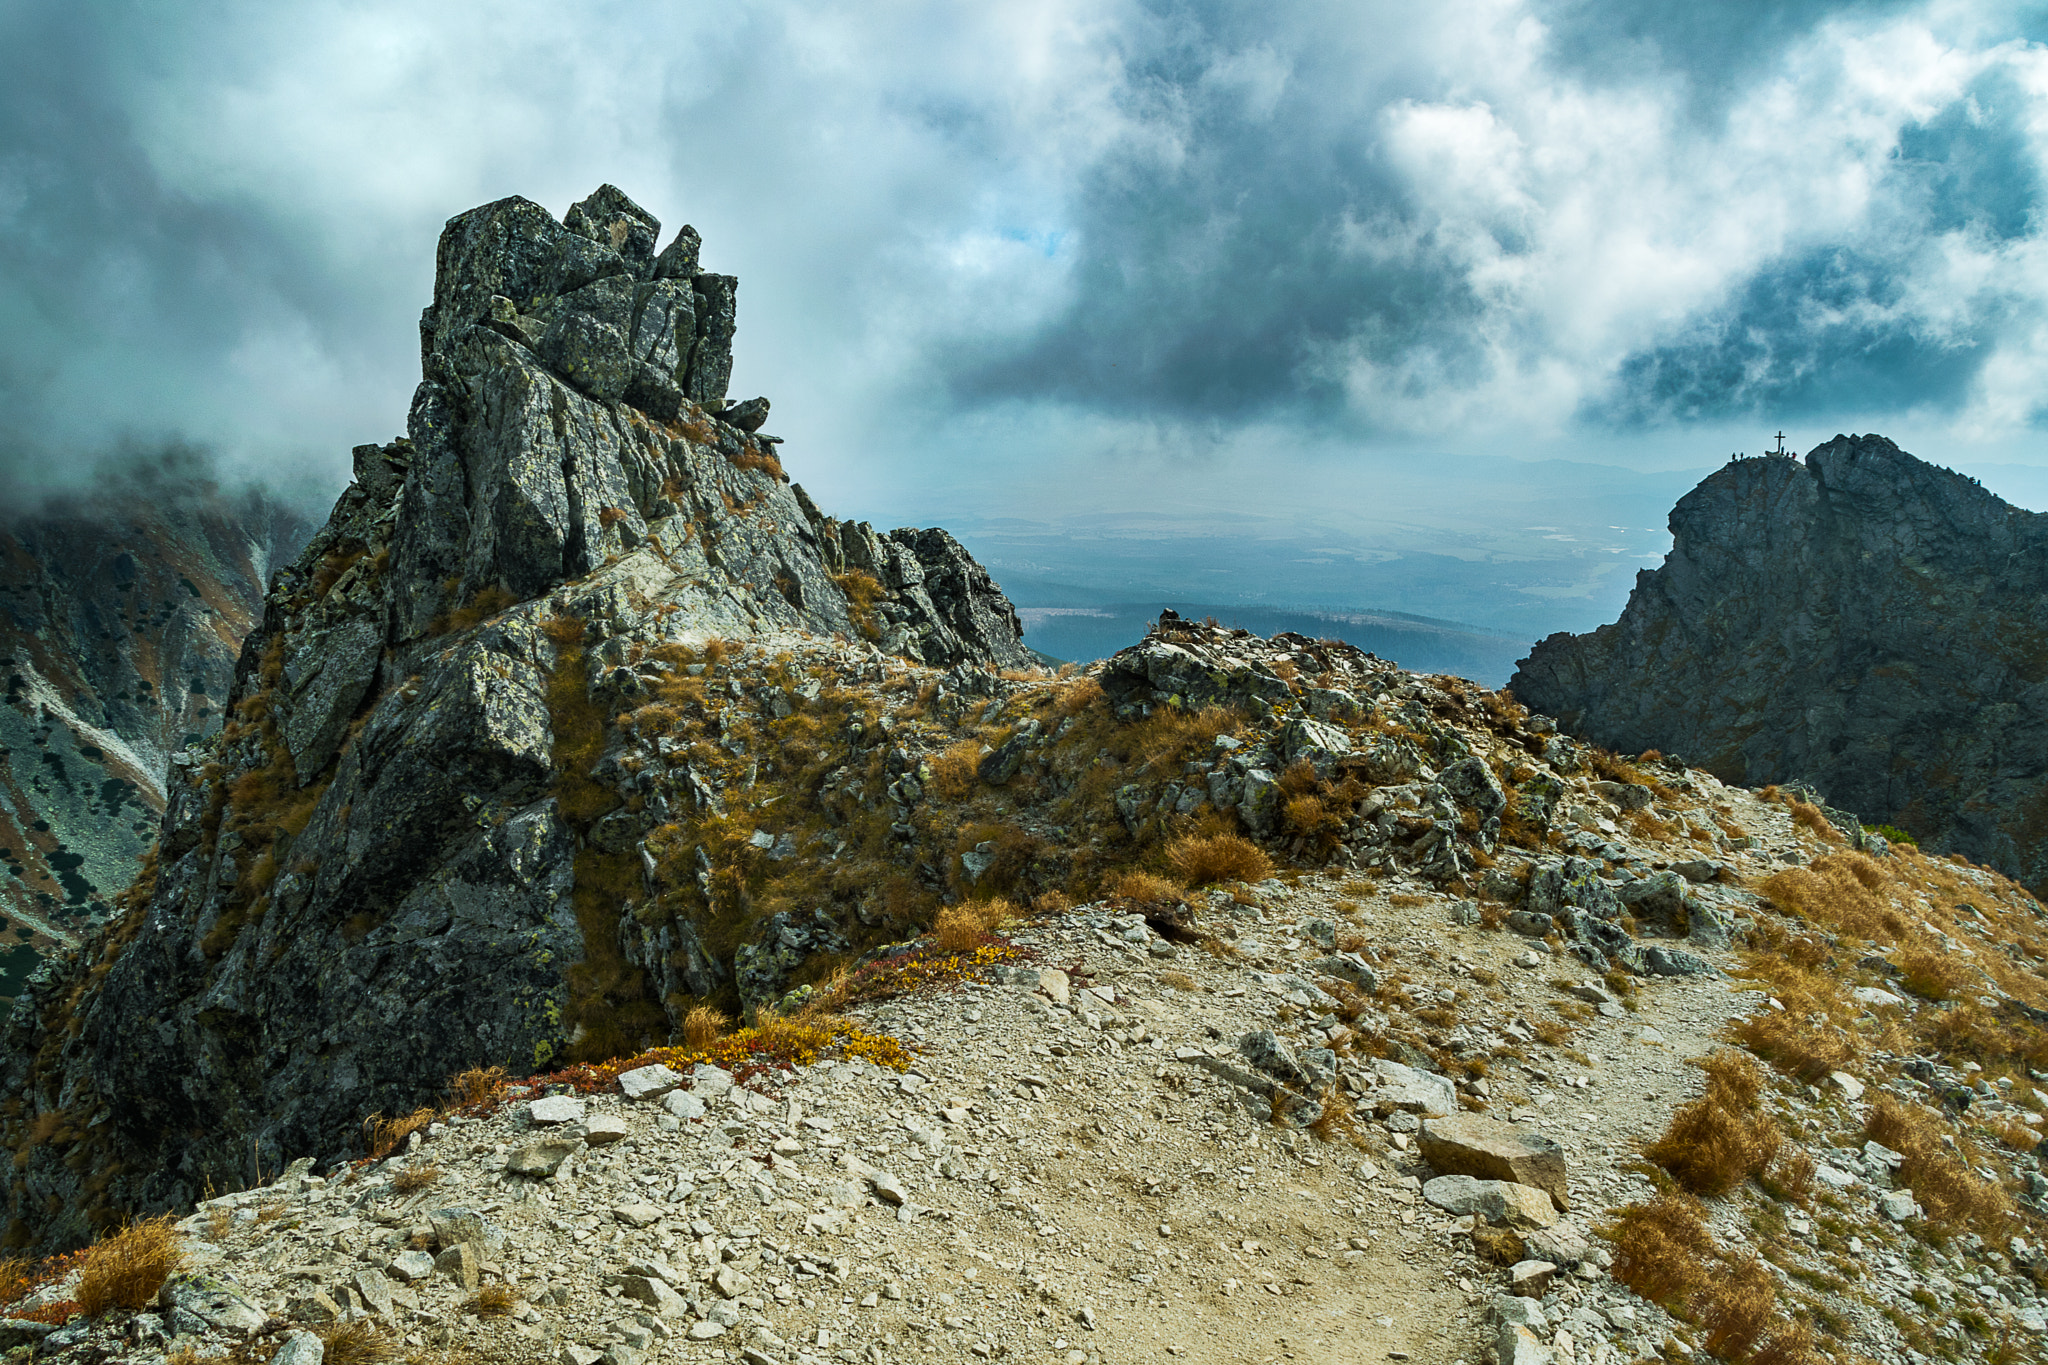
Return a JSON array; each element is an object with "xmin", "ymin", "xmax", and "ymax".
[
  {"xmin": 0, "ymin": 186, "xmax": 1029, "ymax": 1251},
  {"xmin": 1510, "ymin": 434, "xmax": 2048, "ymax": 892}
]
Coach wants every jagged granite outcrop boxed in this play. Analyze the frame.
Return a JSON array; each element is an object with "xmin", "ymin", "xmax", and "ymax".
[
  {"xmin": 0, "ymin": 476, "xmax": 309, "ymax": 990},
  {"xmin": 1510, "ymin": 434, "xmax": 2048, "ymax": 889},
  {"xmin": 0, "ymin": 186, "xmax": 1029, "ymax": 1249}
]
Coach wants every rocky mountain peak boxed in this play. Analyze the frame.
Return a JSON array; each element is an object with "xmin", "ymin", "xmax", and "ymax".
[
  {"xmin": 0, "ymin": 187, "xmax": 1031, "ymax": 1249},
  {"xmin": 1510, "ymin": 433, "xmax": 2048, "ymax": 889}
]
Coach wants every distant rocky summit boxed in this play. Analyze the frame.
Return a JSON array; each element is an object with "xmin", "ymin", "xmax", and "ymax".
[
  {"xmin": 1510, "ymin": 434, "xmax": 2048, "ymax": 889},
  {"xmin": 0, "ymin": 475, "xmax": 308, "ymax": 996}
]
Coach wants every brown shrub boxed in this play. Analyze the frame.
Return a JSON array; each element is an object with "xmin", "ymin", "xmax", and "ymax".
[
  {"xmin": 1788, "ymin": 799, "xmax": 1839, "ymax": 841},
  {"xmin": 831, "ymin": 570, "xmax": 884, "ymax": 641},
  {"xmin": 1762, "ymin": 1146, "xmax": 1816, "ymax": 1206},
  {"xmin": 935, "ymin": 897, "xmax": 1014, "ymax": 952},
  {"xmin": 1645, "ymin": 1051, "xmax": 1781, "ymax": 1196},
  {"xmin": 1898, "ymin": 947, "xmax": 1972, "ymax": 1001},
  {"xmin": 461, "ymin": 1284, "xmax": 517, "ymax": 1318},
  {"xmin": 1166, "ymin": 833, "xmax": 1273, "ymax": 886},
  {"xmin": 1699, "ymin": 1255, "xmax": 1814, "ymax": 1365},
  {"xmin": 447, "ymin": 1065, "xmax": 505, "ymax": 1108},
  {"xmin": 1865, "ymin": 1094, "xmax": 2013, "ymax": 1230},
  {"xmin": 77, "ymin": 1215, "xmax": 184, "ymax": 1316},
  {"xmin": 1761, "ymin": 853, "xmax": 1900, "ymax": 942},
  {"xmin": 1159, "ymin": 971, "xmax": 1197, "ymax": 991},
  {"xmin": 1057, "ymin": 677, "xmax": 1105, "ymax": 716},
  {"xmin": 683, "ymin": 1004, "xmax": 731, "ymax": 1050},
  {"xmin": 927, "ymin": 740, "xmax": 984, "ymax": 802},
  {"xmin": 392, "ymin": 1165, "xmax": 443, "ymax": 1195},
  {"xmin": 1110, "ymin": 871, "xmax": 1186, "ymax": 904},
  {"xmin": 318, "ymin": 1318, "xmax": 401, "ymax": 1363},
  {"xmin": 1603, "ymin": 1194, "xmax": 1714, "ymax": 1310},
  {"xmin": 362, "ymin": 1107, "xmax": 436, "ymax": 1160}
]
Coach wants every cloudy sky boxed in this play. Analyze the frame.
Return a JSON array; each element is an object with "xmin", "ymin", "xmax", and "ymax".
[{"xmin": 7, "ymin": 0, "xmax": 2048, "ymax": 629}]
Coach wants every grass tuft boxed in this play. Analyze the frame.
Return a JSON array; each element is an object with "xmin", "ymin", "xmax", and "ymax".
[
  {"xmin": 683, "ymin": 1004, "xmax": 731, "ymax": 1050},
  {"xmin": 1644, "ymin": 1051, "xmax": 1781, "ymax": 1197},
  {"xmin": 318, "ymin": 1319, "xmax": 401, "ymax": 1363},
  {"xmin": 935, "ymin": 897, "xmax": 1014, "ymax": 952},
  {"xmin": 1166, "ymin": 832, "xmax": 1273, "ymax": 886},
  {"xmin": 77, "ymin": 1214, "xmax": 184, "ymax": 1316}
]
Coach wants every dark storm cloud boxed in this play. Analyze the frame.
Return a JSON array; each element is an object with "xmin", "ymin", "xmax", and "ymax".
[
  {"xmin": 0, "ymin": 4, "xmax": 398, "ymax": 508},
  {"xmin": 940, "ymin": 0, "xmax": 2048, "ymax": 440},
  {"xmin": 7, "ymin": 0, "xmax": 2048, "ymax": 513},
  {"xmin": 945, "ymin": 1, "xmax": 1487, "ymax": 425}
]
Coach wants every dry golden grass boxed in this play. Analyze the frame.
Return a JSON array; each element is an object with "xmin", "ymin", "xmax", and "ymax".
[
  {"xmin": 1698, "ymin": 1255, "xmax": 1816, "ymax": 1365},
  {"xmin": 1787, "ymin": 798, "xmax": 1840, "ymax": 841},
  {"xmin": 927, "ymin": 740, "xmax": 984, "ymax": 801},
  {"xmin": 1604, "ymin": 1194, "xmax": 1715, "ymax": 1310},
  {"xmin": 1602, "ymin": 1196, "xmax": 1812, "ymax": 1365},
  {"xmin": 363, "ymin": 1106, "xmax": 436, "ymax": 1160},
  {"xmin": 1897, "ymin": 946, "xmax": 1973, "ymax": 1001},
  {"xmin": 1761, "ymin": 1146, "xmax": 1816, "ymax": 1206},
  {"xmin": 830, "ymin": 570, "xmax": 884, "ymax": 640},
  {"xmin": 392, "ymin": 1165, "xmax": 443, "ymax": 1195},
  {"xmin": 1865, "ymin": 1094, "xmax": 2013, "ymax": 1230},
  {"xmin": 461, "ymin": 1284, "xmax": 517, "ymax": 1318},
  {"xmin": 935, "ymin": 897, "xmax": 1014, "ymax": 951},
  {"xmin": 1110, "ymin": 870, "xmax": 1186, "ymax": 903},
  {"xmin": 1644, "ymin": 1051, "xmax": 1781, "ymax": 1196},
  {"xmin": 447, "ymin": 1065, "xmax": 505, "ymax": 1107},
  {"xmin": 318, "ymin": 1319, "xmax": 402, "ymax": 1363},
  {"xmin": 1158, "ymin": 971, "xmax": 1197, "ymax": 991},
  {"xmin": 1165, "ymin": 832, "xmax": 1273, "ymax": 886},
  {"xmin": 77, "ymin": 1214, "xmax": 184, "ymax": 1316},
  {"xmin": 1761, "ymin": 852, "xmax": 1905, "ymax": 943},
  {"xmin": 683, "ymin": 1004, "xmax": 731, "ymax": 1050}
]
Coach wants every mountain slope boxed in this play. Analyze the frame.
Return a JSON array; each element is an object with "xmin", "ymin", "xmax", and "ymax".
[
  {"xmin": 0, "ymin": 471, "xmax": 310, "ymax": 999},
  {"xmin": 1509, "ymin": 434, "xmax": 2048, "ymax": 888}
]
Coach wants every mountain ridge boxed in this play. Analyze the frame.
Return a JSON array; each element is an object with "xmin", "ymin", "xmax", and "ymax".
[{"xmin": 1509, "ymin": 433, "xmax": 2048, "ymax": 889}]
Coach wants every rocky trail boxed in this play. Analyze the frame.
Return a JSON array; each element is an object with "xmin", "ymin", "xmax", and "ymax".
[
  {"xmin": 4, "ymin": 865, "xmax": 1761, "ymax": 1365},
  {"xmin": 14, "ymin": 756, "xmax": 2048, "ymax": 1365}
]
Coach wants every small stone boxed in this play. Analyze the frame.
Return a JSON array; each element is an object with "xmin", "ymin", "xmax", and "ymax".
[
  {"xmin": 434, "ymin": 1243, "xmax": 480, "ymax": 1291},
  {"xmin": 529, "ymin": 1096, "xmax": 587, "ymax": 1126},
  {"xmin": 1879, "ymin": 1190, "xmax": 1919, "ymax": 1221},
  {"xmin": 1496, "ymin": 1324, "xmax": 1552, "ymax": 1365},
  {"xmin": 1038, "ymin": 969, "xmax": 1072, "ymax": 1007},
  {"xmin": 713, "ymin": 1265, "xmax": 751, "ymax": 1299},
  {"xmin": 1372, "ymin": 1060, "xmax": 1458, "ymax": 1117},
  {"xmin": 686, "ymin": 1321, "xmax": 728, "ymax": 1341},
  {"xmin": 691, "ymin": 1064, "xmax": 736, "ymax": 1096},
  {"xmin": 158, "ymin": 1273, "xmax": 267, "ymax": 1333},
  {"xmin": 1422, "ymin": 1175, "xmax": 1558, "ymax": 1229},
  {"xmin": 1828, "ymin": 1071, "xmax": 1865, "ymax": 1100},
  {"xmin": 285, "ymin": 1289, "xmax": 344, "ymax": 1325},
  {"xmin": 584, "ymin": 1114, "xmax": 629, "ymax": 1146},
  {"xmin": 1508, "ymin": 1260, "xmax": 1558, "ymax": 1296},
  {"xmin": 385, "ymin": 1250, "xmax": 436, "ymax": 1284},
  {"xmin": 614, "ymin": 1203, "xmax": 664, "ymax": 1229},
  {"xmin": 619, "ymin": 1275, "xmax": 688, "ymax": 1318},
  {"xmin": 507, "ymin": 1140, "xmax": 579, "ymax": 1177},
  {"xmin": 662, "ymin": 1090, "xmax": 706, "ymax": 1120},
  {"xmin": 271, "ymin": 1331, "xmax": 326, "ymax": 1365},
  {"xmin": 618, "ymin": 1065, "xmax": 683, "ymax": 1102}
]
